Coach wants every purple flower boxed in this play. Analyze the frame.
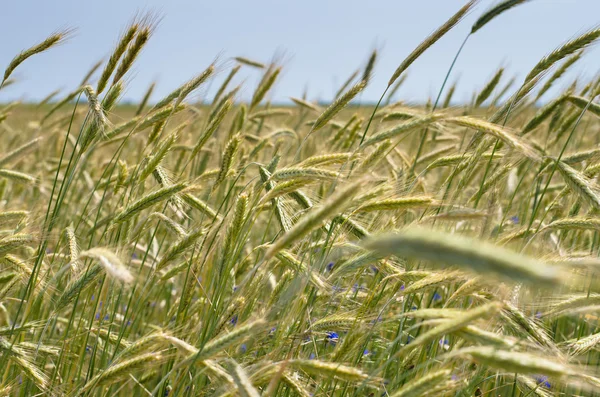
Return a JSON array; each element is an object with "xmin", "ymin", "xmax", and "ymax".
[
  {"xmin": 535, "ymin": 311, "xmax": 542, "ymax": 319},
  {"xmin": 240, "ymin": 344, "xmax": 247, "ymax": 353},
  {"xmin": 230, "ymin": 314, "xmax": 238, "ymax": 325},
  {"xmin": 439, "ymin": 338, "xmax": 450, "ymax": 349},
  {"xmin": 332, "ymin": 285, "xmax": 344, "ymax": 293},
  {"xmin": 363, "ymin": 349, "xmax": 370, "ymax": 356},
  {"xmin": 326, "ymin": 262, "xmax": 334, "ymax": 271},
  {"xmin": 510, "ymin": 216, "xmax": 519, "ymax": 224},
  {"xmin": 400, "ymin": 284, "xmax": 405, "ymax": 290},
  {"xmin": 95, "ymin": 313, "xmax": 100, "ymax": 320},
  {"xmin": 534, "ymin": 375, "xmax": 551, "ymax": 388},
  {"xmin": 309, "ymin": 353, "xmax": 315, "ymax": 359},
  {"xmin": 433, "ymin": 292, "xmax": 442, "ymax": 301}
]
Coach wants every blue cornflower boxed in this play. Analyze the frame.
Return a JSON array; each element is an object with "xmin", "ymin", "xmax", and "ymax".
[
  {"xmin": 400, "ymin": 284, "xmax": 405, "ymax": 290},
  {"xmin": 439, "ymin": 338, "xmax": 450, "ymax": 349},
  {"xmin": 326, "ymin": 332, "xmax": 339, "ymax": 344},
  {"xmin": 95, "ymin": 313, "xmax": 100, "ymax": 320},
  {"xmin": 309, "ymin": 353, "xmax": 315, "ymax": 359},
  {"xmin": 104, "ymin": 314, "xmax": 110, "ymax": 321},
  {"xmin": 433, "ymin": 292, "xmax": 442, "ymax": 301},
  {"xmin": 363, "ymin": 349, "xmax": 370, "ymax": 356},
  {"xmin": 510, "ymin": 216, "xmax": 519, "ymax": 224},
  {"xmin": 326, "ymin": 262, "xmax": 334, "ymax": 271},
  {"xmin": 230, "ymin": 314, "xmax": 238, "ymax": 325},
  {"xmin": 240, "ymin": 344, "xmax": 247, "ymax": 353},
  {"xmin": 535, "ymin": 311, "xmax": 542, "ymax": 319},
  {"xmin": 132, "ymin": 253, "xmax": 138, "ymax": 259},
  {"xmin": 535, "ymin": 375, "xmax": 551, "ymax": 388},
  {"xmin": 370, "ymin": 265, "xmax": 379, "ymax": 273},
  {"xmin": 85, "ymin": 345, "xmax": 92, "ymax": 353}
]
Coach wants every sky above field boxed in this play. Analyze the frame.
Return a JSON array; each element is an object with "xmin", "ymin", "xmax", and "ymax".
[{"xmin": 1, "ymin": 0, "xmax": 599, "ymax": 104}]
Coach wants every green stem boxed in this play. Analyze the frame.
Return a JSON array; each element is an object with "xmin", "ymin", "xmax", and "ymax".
[
  {"xmin": 411, "ymin": 33, "xmax": 470, "ymax": 173},
  {"xmin": 526, "ymin": 94, "xmax": 599, "ymax": 244}
]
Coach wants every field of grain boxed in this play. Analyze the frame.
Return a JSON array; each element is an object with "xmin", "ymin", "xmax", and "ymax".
[{"xmin": 0, "ymin": 1, "xmax": 600, "ymax": 396}]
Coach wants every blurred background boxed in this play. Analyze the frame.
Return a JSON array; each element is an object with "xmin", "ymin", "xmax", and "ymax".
[{"xmin": 1, "ymin": 0, "xmax": 599, "ymax": 104}]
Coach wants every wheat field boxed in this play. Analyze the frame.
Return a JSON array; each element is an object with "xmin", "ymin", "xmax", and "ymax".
[{"xmin": 0, "ymin": 1, "xmax": 600, "ymax": 396}]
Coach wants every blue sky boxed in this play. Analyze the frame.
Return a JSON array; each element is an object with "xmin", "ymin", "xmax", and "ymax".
[{"xmin": 1, "ymin": 0, "xmax": 599, "ymax": 104}]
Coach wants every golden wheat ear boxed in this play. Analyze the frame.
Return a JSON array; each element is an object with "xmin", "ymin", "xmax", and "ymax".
[{"xmin": 2, "ymin": 28, "xmax": 74, "ymax": 87}]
